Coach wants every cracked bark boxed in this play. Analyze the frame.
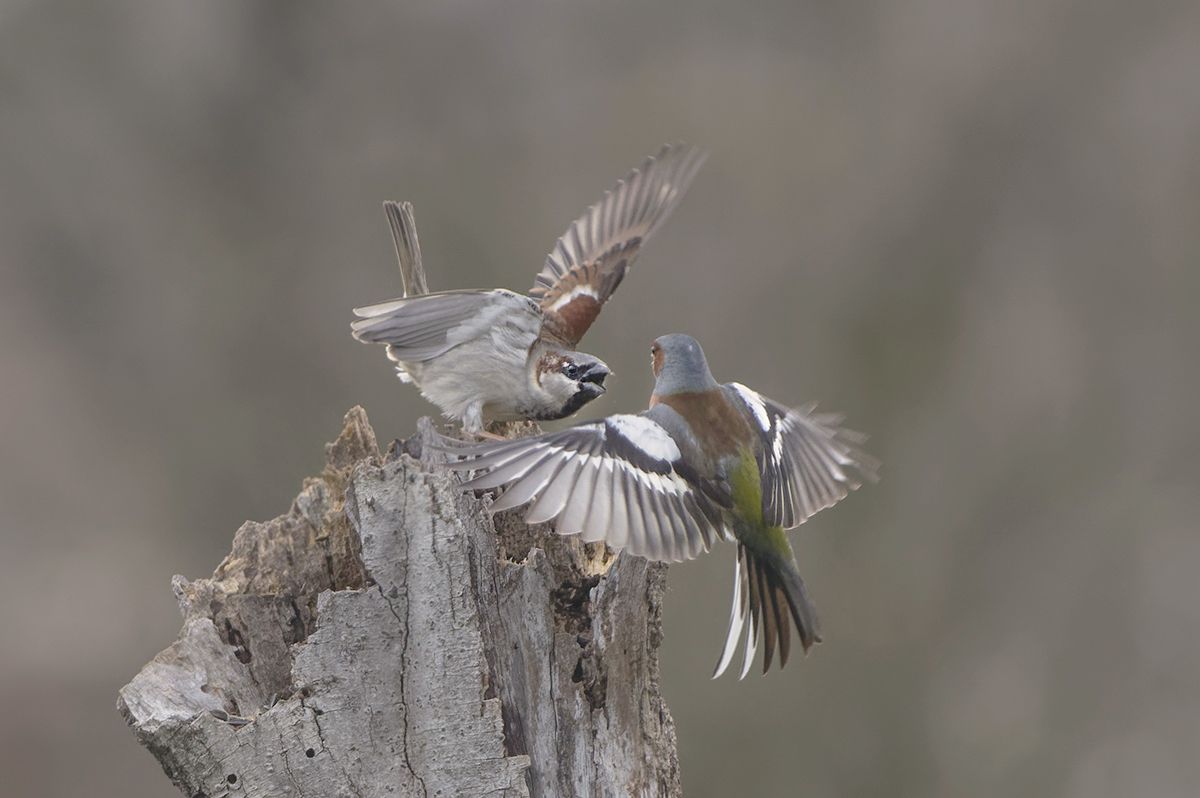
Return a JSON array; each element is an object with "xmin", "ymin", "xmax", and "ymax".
[{"xmin": 118, "ymin": 407, "xmax": 681, "ymax": 797}]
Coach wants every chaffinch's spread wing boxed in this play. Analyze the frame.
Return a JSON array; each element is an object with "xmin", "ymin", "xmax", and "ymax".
[
  {"xmin": 444, "ymin": 412, "xmax": 725, "ymax": 563},
  {"xmin": 726, "ymin": 383, "xmax": 879, "ymax": 530}
]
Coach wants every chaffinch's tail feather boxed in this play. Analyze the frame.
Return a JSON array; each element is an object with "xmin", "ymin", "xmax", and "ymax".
[{"xmin": 714, "ymin": 543, "xmax": 821, "ymax": 679}]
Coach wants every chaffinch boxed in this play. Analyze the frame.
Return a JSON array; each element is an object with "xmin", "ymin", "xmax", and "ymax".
[
  {"xmin": 351, "ymin": 144, "xmax": 706, "ymax": 434},
  {"xmin": 444, "ymin": 334, "xmax": 878, "ymax": 676}
]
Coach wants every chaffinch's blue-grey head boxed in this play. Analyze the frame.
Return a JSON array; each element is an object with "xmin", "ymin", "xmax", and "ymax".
[{"xmin": 650, "ymin": 333, "xmax": 720, "ymax": 395}]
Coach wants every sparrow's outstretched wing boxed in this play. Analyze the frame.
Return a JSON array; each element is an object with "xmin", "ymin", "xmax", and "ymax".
[
  {"xmin": 351, "ymin": 288, "xmax": 541, "ymax": 363},
  {"xmin": 725, "ymin": 383, "xmax": 880, "ymax": 530},
  {"xmin": 531, "ymin": 143, "xmax": 706, "ymax": 348},
  {"xmin": 443, "ymin": 411, "xmax": 725, "ymax": 562}
]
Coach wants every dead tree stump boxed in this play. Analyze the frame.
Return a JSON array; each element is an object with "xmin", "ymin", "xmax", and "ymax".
[{"xmin": 118, "ymin": 407, "xmax": 681, "ymax": 797}]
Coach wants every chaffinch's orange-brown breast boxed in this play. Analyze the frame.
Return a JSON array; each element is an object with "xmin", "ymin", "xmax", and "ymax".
[{"xmin": 650, "ymin": 389, "xmax": 756, "ymax": 461}]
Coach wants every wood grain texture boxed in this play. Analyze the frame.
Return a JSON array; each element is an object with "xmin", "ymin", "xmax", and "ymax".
[{"xmin": 118, "ymin": 407, "xmax": 680, "ymax": 797}]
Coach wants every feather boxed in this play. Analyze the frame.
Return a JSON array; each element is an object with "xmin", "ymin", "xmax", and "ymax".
[
  {"xmin": 772, "ymin": 577, "xmax": 792, "ymax": 670},
  {"xmin": 605, "ymin": 466, "xmax": 631, "ymax": 550},
  {"xmin": 580, "ymin": 461, "xmax": 614, "ymax": 544},
  {"xmin": 383, "ymin": 201, "xmax": 428, "ymax": 297},
  {"xmin": 638, "ymin": 478, "xmax": 668, "ymax": 561},
  {"xmin": 757, "ymin": 559, "xmax": 777, "ymax": 674},
  {"xmin": 739, "ymin": 563, "xmax": 759, "ymax": 681},
  {"xmin": 670, "ymin": 493, "xmax": 702, "ymax": 561},
  {"xmin": 460, "ymin": 446, "xmax": 553, "ymax": 490},
  {"xmin": 624, "ymin": 470, "xmax": 652, "ymax": 558},
  {"xmin": 489, "ymin": 455, "xmax": 563, "ymax": 512},
  {"xmin": 557, "ymin": 458, "xmax": 600, "ymax": 536},
  {"xmin": 712, "ymin": 550, "xmax": 747, "ymax": 679},
  {"xmin": 524, "ymin": 454, "xmax": 581, "ymax": 524}
]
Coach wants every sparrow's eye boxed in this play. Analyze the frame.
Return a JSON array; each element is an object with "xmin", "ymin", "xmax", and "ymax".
[{"xmin": 562, "ymin": 363, "xmax": 580, "ymax": 380}]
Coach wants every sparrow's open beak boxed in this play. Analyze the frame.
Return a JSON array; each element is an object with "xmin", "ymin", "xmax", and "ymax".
[{"xmin": 579, "ymin": 362, "xmax": 610, "ymax": 392}]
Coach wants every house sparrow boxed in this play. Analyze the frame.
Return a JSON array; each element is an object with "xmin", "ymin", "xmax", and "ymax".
[
  {"xmin": 442, "ymin": 334, "xmax": 878, "ymax": 677},
  {"xmin": 351, "ymin": 143, "xmax": 706, "ymax": 433}
]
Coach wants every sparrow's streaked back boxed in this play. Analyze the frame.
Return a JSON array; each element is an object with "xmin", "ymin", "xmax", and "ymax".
[
  {"xmin": 351, "ymin": 143, "xmax": 706, "ymax": 433},
  {"xmin": 444, "ymin": 334, "xmax": 878, "ymax": 676}
]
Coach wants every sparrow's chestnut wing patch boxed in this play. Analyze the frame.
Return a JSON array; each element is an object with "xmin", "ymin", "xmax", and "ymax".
[{"xmin": 532, "ymin": 143, "xmax": 707, "ymax": 348}]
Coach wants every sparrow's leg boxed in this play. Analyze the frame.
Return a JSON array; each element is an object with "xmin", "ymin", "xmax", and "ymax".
[
  {"xmin": 461, "ymin": 401, "xmax": 486, "ymax": 435},
  {"xmin": 460, "ymin": 402, "xmax": 511, "ymax": 440}
]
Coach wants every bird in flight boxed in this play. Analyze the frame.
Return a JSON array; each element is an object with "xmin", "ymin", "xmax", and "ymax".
[
  {"xmin": 443, "ymin": 334, "xmax": 878, "ymax": 677},
  {"xmin": 351, "ymin": 143, "xmax": 706, "ymax": 434}
]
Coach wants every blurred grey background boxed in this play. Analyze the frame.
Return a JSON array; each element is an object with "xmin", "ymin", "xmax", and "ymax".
[{"xmin": 3, "ymin": 1, "xmax": 1199, "ymax": 795}]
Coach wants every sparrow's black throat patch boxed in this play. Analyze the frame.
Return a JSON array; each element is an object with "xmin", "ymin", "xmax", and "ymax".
[{"xmin": 542, "ymin": 387, "xmax": 599, "ymax": 420}]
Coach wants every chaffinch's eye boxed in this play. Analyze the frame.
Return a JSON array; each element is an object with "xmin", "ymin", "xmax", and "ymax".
[{"xmin": 562, "ymin": 363, "xmax": 580, "ymax": 380}]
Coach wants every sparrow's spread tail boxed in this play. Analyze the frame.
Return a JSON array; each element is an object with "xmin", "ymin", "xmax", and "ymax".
[
  {"xmin": 713, "ymin": 542, "xmax": 821, "ymax": 679},
  {"xmin": 383, "ymin": 200, "xmax": 428, "ymax": 297}
]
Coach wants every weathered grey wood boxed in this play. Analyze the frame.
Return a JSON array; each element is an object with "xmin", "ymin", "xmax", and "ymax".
[{"xmin": 119, "ymin": 407, "xmax": 681, "ymax": 797}]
